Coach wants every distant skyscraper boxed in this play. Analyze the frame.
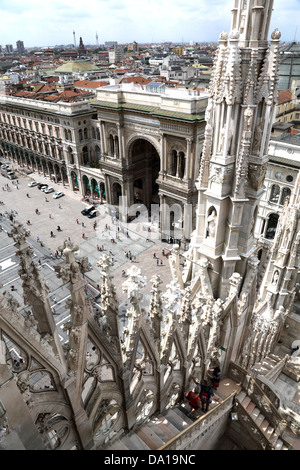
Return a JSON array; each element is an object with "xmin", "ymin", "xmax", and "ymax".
[
  {"xmin": 16, "ymin": 40, "xmax": 25, "ymax": 55},
  {"xmin": 73, "ymin": 30, "xmax": 76, "ymax": 48},
  {"xmin": 5, "ymin": 44, "xmax": 13, "ymax": 54},
  {"xmin": 96, "ymin": 32, "xmax": 99, "ymax": 47}
]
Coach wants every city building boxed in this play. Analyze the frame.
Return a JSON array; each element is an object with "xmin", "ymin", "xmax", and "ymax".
[
  {"xmin": 16, "ymin": 40, "xmax": 25, "ymax": 55},
  {"xmin": 108, "ymin": 47, "xmax": 124, "ymax": 65},
  {"xmin": 5, "ymin": 45, "xmax": 13, "ymax": 54},
  {"xmin": 0, "ymin": 78, "xmax": 209, "ymax": 240},
  {"xmin": 278, "ymin": 42, "xmax": 300, "ymax": 91},
  {"xmin": 0, "ymin": 0, "xmax": 299, "ymax": 452}
]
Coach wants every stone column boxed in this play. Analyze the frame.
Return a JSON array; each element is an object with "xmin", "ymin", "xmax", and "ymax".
[{"xmin": 184, "ymin": 137, "xmax": 192, "ymax": 180}]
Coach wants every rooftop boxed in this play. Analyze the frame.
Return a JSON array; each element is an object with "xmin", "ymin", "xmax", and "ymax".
[
  {"xmin": 55, "ymin": 60, "xmax": 101, "ymax": 74},
  {"xmin": 92, "ymin": 82, "xmax": 209, "ymax": 121}
]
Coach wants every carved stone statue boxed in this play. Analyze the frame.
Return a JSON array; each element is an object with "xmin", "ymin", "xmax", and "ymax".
[{"xmin": 207, "ymin": 209, "xmax": 217, "ymax": 238}]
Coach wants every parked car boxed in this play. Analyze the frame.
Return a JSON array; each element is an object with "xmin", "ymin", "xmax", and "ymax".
[
  {"xmin": 87, "ymin": 210, "xmax": 97, "ymax": 219},
  {"xmin": 81, "ymin": 205, "xmax": 95, "ymax": 216},
  {"xmin": 1, "ymin": 164, "xmax": 9, "ymax": 170},
  {"xmin": 28, "ymin": 181, "xmax": 39, "ymax": 187},
  {"xmin": 43, "ymin": 187, "xmax": 54, "ymax": 193},
  {"xmin": 38, "ymin": 183, "xmax": 48, "ymax": 190},
  {"xmin": 53, "ymin": 191, "xmax": 64, "ymax": 199}
]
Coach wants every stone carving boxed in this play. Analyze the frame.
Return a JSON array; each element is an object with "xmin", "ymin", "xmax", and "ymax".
[
  {"xmin": 253, "ymin": 119, "xmax": 263, "ymax": 153},
  {"xmin": 122, "ymin": 265, "xmax": 146, "ymax": 304},
  {"xmin": 206, "ymin": 208, "xmax": 217, "ymax": 238},
  {"xmin": 248, "ymin": 163, "xmax": 266, "ymax": 191}
]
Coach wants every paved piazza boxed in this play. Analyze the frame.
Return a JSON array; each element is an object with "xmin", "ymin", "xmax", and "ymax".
[{"xmin": 0, "ymin": 158, "xmax": 179, "ymax": 339}]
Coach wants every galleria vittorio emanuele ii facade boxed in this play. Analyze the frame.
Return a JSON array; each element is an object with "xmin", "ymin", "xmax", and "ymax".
[{"xmin": 0, "ymin": 0, "xmax": 299, "ymax": 452}]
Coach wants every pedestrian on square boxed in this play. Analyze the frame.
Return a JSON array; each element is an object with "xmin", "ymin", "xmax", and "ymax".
[
  {"xmin": 76, "ymin": 219, "xmax": 79, "ymax": 224},
  {"xmin": 82, "ymin": 233, "xmax": 85, "ymax": 239},
  {"xmin": 45, "ymin": 197, "xmax": 48, "ymax": 202},
  {"xmin": 157, "ymin": 258, "xmax": 159, "ymax": 265},
  {"xmin": 50, "ymin": 231, "xmax": 54, "ymax": 238},
  {"xmin": 49, "ymin": 214, "xmax": 51, "ymax": 218},
  {"xmin": 58, "ymin": 204, "xmax": 62, "ymax": 209}
]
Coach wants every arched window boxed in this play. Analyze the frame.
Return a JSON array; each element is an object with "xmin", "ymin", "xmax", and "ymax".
[
  {"xmin": 82, "ymin": 146, "xmax": 89, "ymax": 165},
  {"xmin": 115, "ymin": 135, "xmax": 119, "ymax": 157},
  {"xmin": 280, "ymin": 187, "xmax": 291, "ymax": 205},
  {"xmin": 95, "ymin": 145, "xmax": 101, "ymax": 161},
  {"xmin": 269, "ymin": 184, "xmax": 280, "ymax": 204},
  {"xmin": 178, "ymin": 151, "xmax": 185, "ymax": 179},
  {"xmin": 109, "ymin": 134, "xmax": 114, "ymax": 156},
  {"xmin": 171, "ymin": 149, "xmax": 177, "ymax": 176},
  {"xmin": 68, "ymin": 147, "xmax": 74, "ymax": 164},
  {"xmin": 265, "ymin": 213, "xmax": 279, "ymax": 239}
]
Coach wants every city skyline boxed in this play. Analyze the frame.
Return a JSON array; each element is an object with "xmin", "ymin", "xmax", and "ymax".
[{"xmin": 0, "ymin": 0, "xmax": 299, "ymax": 49}]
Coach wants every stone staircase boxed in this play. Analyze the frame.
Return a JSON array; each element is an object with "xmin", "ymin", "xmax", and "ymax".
[
  {"xmin": 251, "ymin": 353, "xmax": 287, "ymax": 381},
  {"xmin": 104, "ymin": 400, "xmax": 214, "ymax": 451},
  {"xmin": 236, "ymin": 389, "xmax": 289, "ymax": 450}
]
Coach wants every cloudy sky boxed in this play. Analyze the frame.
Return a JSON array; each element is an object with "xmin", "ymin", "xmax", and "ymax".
[{"xmin": 1, "ymin": 0, "xmax": 299, "ymax": 48}]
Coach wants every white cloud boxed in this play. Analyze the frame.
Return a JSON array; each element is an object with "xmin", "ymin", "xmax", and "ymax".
[{"xmin": 0, "ymin": 0, "xmax": 298, "ymax": 47}]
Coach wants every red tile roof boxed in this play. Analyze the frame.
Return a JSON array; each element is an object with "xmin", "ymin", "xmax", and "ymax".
[
  {"xmin": 37, "ymin": 84, "xmax": 56, "ymax": 93},
  {"xmin": 277, "ymin": 90, "xmax": 293, "ymax": 105},
  {"xmin": 74, "ymin": 80, "xmax": 109, "ymax": 88},
  {"xmin": 14, "ymin": 90, "xmax": 36, "ymax": 98},
  {"xmin": 120, "ymin": 76, "xmax": 152, "ymax": 85}
]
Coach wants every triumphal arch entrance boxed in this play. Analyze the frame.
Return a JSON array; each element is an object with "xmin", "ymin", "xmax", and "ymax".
[{"xmin": 91, "ymin": 83, "xmax": 208, "ymax": 240}]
